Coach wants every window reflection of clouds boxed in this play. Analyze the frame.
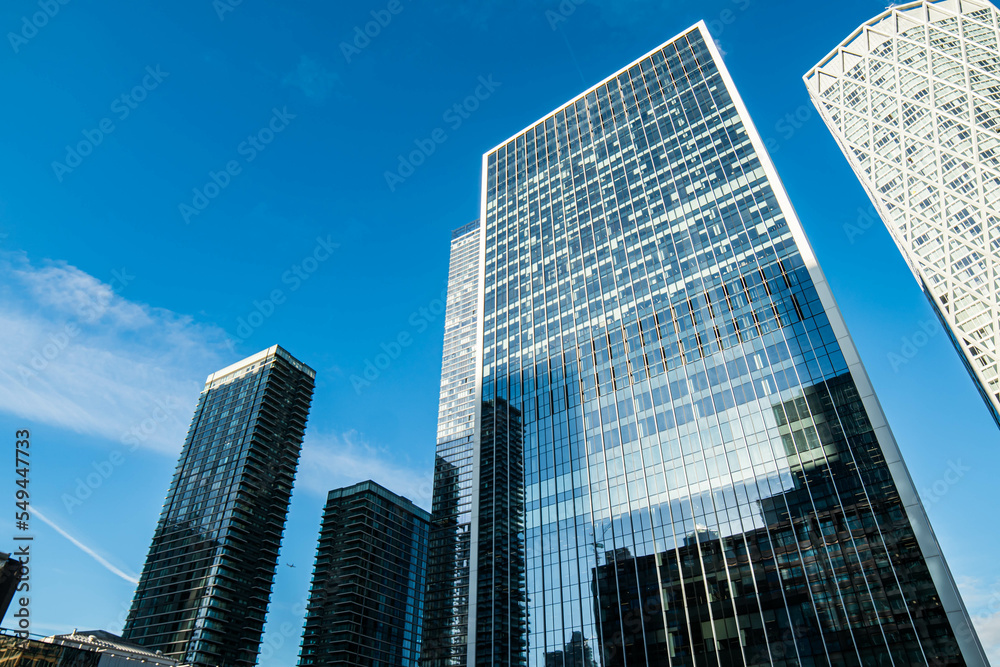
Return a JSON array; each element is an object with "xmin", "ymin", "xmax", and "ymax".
[{"xmin": 475, "ymin": 22, "xmax": 972, "ymax": 667}]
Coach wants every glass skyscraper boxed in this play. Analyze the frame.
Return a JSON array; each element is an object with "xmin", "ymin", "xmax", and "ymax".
[
  {"xmin": 123, "ymin": 345, "xmax": 315, "ymax": 667},
  {"xmin": 805, "ymin": 0, "xmax": 1000, "ymax": 427},
  {"xmin": 298, "ymin": 480, "xmax": 430, "ymax": 667},
  {"xmin": 471, "ymin": 21, "xmax": 986, "ymax": 666},
  {"xmin": 423, "ymin": 220, "xmax": 481, "ymax": 667}
]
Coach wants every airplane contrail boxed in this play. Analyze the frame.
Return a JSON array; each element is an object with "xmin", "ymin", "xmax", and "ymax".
[{"xmin": 32, "ymin": 507, "xmax": 140, "ymax": 585}]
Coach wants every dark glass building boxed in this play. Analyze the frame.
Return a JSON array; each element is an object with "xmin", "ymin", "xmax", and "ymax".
[
  {"xmin": 123, "ymin": 345, "xmax": 315, "ymax": 667},
  {"xmin": 422, "ymin": 221, "xmax": 480, "ymax": 667},
  {"xmin": 297, "ymin": 481, "xmax": 430, "ymax": 667},
  {"xmin": 0, "ymin": 553, "xmax": 23, "ymax": 625},
  {"xmin": 471, "ymin": 21, "xmax": 986, "ymax": 666}
]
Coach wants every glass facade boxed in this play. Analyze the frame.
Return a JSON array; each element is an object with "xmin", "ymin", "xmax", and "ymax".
[
  {"xmin": 0, "ymin": 631, "xmax": 181, "ymax": 667},
  {"xmin": 123, "ymin": 345, "xmax": 315, "ymax": 667},
  {"xmin": 472, "ymin": 23, "xmax": 985, "ymax": 667},
  {"xmin": 0, "ymin": 636, "xmax": 100, "ymax": 667},
  {"xmin": 423, "ymin": 221, "xmax": 481, "ymax": 667},
  {"xmin": 298, "ymin": 481, "xmax": 430, "ymax": 667},
  {"xmin": 805, "ymin": 0, "xmax": 1000, "ymax": 428}
]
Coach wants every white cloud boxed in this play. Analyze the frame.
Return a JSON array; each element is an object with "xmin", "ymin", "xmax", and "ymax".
[
  {"xmin": 957, "ymin": 575, "xmax": 999, "ymax": 609},
  {"xmin": 973, "ymin": 612, "xmax": 1000, "ymax": 666},
  {"xmin": 957, "ymin": 575, "xmax": 1000, "ymax": 662},
  {"xmin": 0, "ymin": 252, "xmax": 231, "ymax": 454},
  {"xmin": 298, "ymin": 430, "xmax": 433, "ymax": 510}
]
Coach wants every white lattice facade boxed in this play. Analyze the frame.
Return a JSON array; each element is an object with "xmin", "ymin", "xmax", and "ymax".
[{"xmin": 806, "ymin": 0, "xmax": 1000, "ymax": 425}]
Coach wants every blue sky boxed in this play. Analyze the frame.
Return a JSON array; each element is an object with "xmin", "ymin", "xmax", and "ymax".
[{"xmin": 0, "ymin": 0, "xmax": 998, "ymax": 664}]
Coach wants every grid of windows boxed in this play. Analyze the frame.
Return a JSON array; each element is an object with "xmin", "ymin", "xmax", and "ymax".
[
  {"xmin": 423, "ymin": 222, "xmax": 481, "ymax": 667},
  {"xmin": 806, "ymin": 0, "xmax": 1000, "ymax": 427},
  {"xmin": 298, "ymin": 481, "xmax": 430, "ymax": 667},
  {"xmin": 473, "ymin": 23, "xmax": 982, "ymax": 667},
  {"xmin": 438, "ymin": 222, "xmax": 482, "ymax": 444},
  {"xmin": 123, "ymin": 346, "xmax": 315, "ymax": 667}
]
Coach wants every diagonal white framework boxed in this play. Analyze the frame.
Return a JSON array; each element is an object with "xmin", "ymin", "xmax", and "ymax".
[{"xmin": 806, "ymin": 0, "xmax": 1000, "ymax": 426}]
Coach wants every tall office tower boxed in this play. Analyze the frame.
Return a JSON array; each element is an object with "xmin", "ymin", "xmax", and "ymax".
[
  {"xmin": 805, "ymin": 0, "xmax": 1000, "ymax": 427},
  {"xmin": 472, "ymin": 21, "xmax": 987, "ymax": 667},
  {"xmin": 123, "ymin": 345, "xmax": 315, "ymax": 667},
  {"xmin": 297, "ymin": 481, "xmax": 430, "ymax": 667},
  {"xmin": 422, "ymin": 221, "xmax": 481, "ymax": 667}
]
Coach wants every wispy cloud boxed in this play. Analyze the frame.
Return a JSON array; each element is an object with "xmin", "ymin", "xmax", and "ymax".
[
  {"xmin": 0, "ymin": 252, "xmax": 230, "ymax": 453},
  {"xmin": 34, "ymin": 507, "xmax": 140, "ymax": 584},
  {"xmin": 974, "ymin": 614, "xmax": 1000, "ymax": 665},
  {"xmin": 282, "ymin": 55, "xmax": 340, "ymax": 101},
  {"xmin": 298, "ymin": 430, "xmax": 433, "ymax": 509},
  {"xmin": 957, "ymin": 575, "xmax": 1000, "ymax": 662}
]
